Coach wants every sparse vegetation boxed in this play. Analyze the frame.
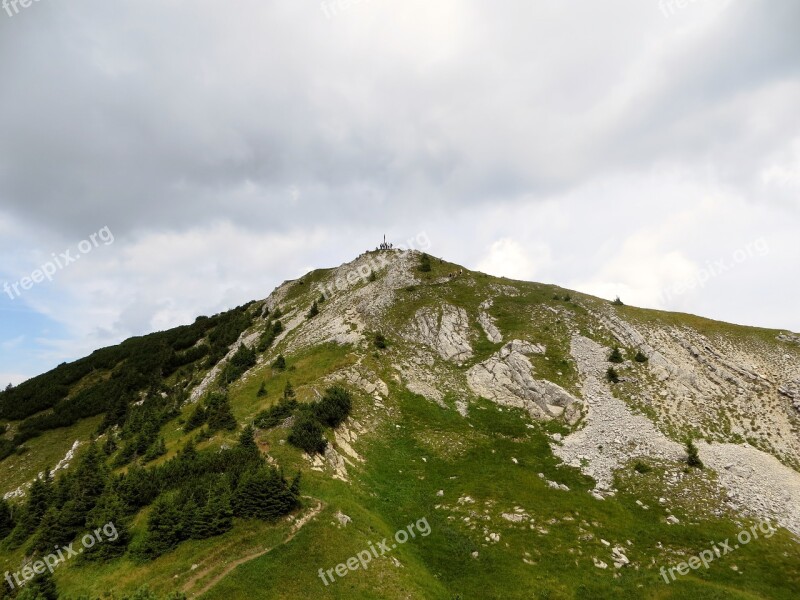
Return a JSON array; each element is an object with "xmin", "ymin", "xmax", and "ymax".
[
  {"xmin": 374, "ymin": 332, "xmax": 387, "ymax": 349},
  {"xmin": 419, "ymin": 253, "xmax": 432, "ymax": 272},
  {"xmin": 254, "ymin": 398, "xmax": 298, "ymax": 429},
  {"xmin": 272, "ymin": 354, "xmax": 286, "ymax": 370},
  {"xmin": 608, "ymin": 346, "xmax": 624, "ymax": 363},
  {"xmin": 686, "ymin": 439, "xmax": 704, "ymax": 469}
]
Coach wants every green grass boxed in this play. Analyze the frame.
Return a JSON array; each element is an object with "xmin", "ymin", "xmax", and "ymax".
[
  {"xmin": 196, "ymin": 390, "xmax": 800, "ymax": 599},
  {"xmin": 0, "ymin": 415, "xmax": 103, "ymax": 494},
  {"xmin": 3, "ymin": 257, "xmax": 800, "ymax": 599}
]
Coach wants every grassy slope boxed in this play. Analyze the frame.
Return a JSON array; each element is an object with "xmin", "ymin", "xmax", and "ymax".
[{"xmin": 2, "ymin": 256, "xmax": 799, "ymax": 598}]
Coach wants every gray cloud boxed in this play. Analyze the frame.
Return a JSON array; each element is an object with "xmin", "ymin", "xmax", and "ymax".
[{"xmin": 0, "ymin": 0, "xmax": 798, "ymax": 378}]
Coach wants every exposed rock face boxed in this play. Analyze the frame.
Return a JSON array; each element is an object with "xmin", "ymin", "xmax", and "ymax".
[
  {"xmin": 591, "ymin": 308, "xmax": 800, "ymax": 467},
  {"xmin": 411, "ymin": 304, "xmax": 473, "ymax": 363},
  {"xmin": 554, "ymin": 335, "xmax": 685, "ymax": 491},
  {"xmin": 778, "ymin": 332, "xmax": 800, "ymax": 346},
  {"xmin": 699, "ymin": 441, "xmax": 800, "ymax": 536},
  {"xmin": 779, "ymin": 380, "xmax": 800, "ymax": 413},
  {"xmin": 467, "ymin": 340, "xmax": 582, "ymax": 424},
  {"xmin": 478, "ymin": 299, "xmax": 502, "ymax": 343}
]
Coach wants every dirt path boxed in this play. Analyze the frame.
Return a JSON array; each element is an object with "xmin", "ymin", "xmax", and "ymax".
[{"xmin": 183, "ymin": 498, "xmax": 326, "ymax": 597}]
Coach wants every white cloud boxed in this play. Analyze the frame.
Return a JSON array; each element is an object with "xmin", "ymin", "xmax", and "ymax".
[
  {"xmin": 477, "ymin": 238, "xmax": 551, "ymax": 281},
  {"xmin": 1, "ymin": 0, "xmax": 799, "ymax": 379}
]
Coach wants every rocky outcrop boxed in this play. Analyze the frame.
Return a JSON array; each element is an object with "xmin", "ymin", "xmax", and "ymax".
[
  {"xmin": 554, "ymin": 334, "xmax": 684, "ymax": 491},
  {"xmin": 591, "ymin": 307, "xmax": 800, "ymax": 466},
  {"xmin": 467, "ymin": 340, "xmax": 582, "ymax": 424},
  {"xmin": 478, "ymin": 299, "xmax": 502, "ymax": 343},
  {"xmin": 779, "ymin": 379, "xmax": 800, "ymax": 413},
  {"xmin": 411, "ymin": 304, "xmax": 473, "ymax": 363},
  {"xmin": 699, "ymin": 441, "xmax": 800, "ymax": 536},
  {"xmin": 778, "ymin": 332, "xmax": 800, "ymax": 346}
]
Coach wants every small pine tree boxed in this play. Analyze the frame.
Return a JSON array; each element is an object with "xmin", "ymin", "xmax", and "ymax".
[
  {"xmin": 606, "ymin": 367, "xmax": 620, "ymax": 384},
  {"xmin": 314, "ymin": 386, "xmax": 352, "ymax": 428},
  {"xmin": 84, "ymin": 489, "xmax": 130, "ymax": 560},
  {"xmin": 283, "ymin": 380, "xmax": 296, "ymax": 400},
  {"xmin": 272, "ymin": 354, "xmax": 286, "ymax": 370},
  {"xmin": 419, "ymin": 253, "xmax": 432, "ymax": 272},
  {"xmin": 289, "ymin": 472, "xmax": 301, "ymax": 499},
  {"xmin": 256, "ymin": 380, "xmax": 267, "ymax": 397},
  {"xmin": 374, "ymin": 333, "xmax": 387, "ymax": 349},
  {"xmin": 608, "ymin": 347, "xmax": 624, "ymax": 363},
  {"xmin": 0, "ymin": 498, "xmax": 12, "ymax": 540},
  {"xmin": 28, "ymin": 507, "xmax": 69, "ymax": 555},
  {"xmin": 207, "ymin": 478, "xmax": 234, "ymax": 535},
  {"xmin": 254, "ymin": 398, "xmax": 298, "ymax": 429},
  {"xmin": 288, "ymin": 416, "xmax": 327, "ymax": 455},
  {"xmin": 612, "ymin": 296, "xmax": 624, "ymax": 306},
  {"xmin": 234, "ymin": 467, "xmax": 298, "ymax": 521},
  {"xmin": 634, "ymin": 350, "xmax": 649, "ymax": 363},
  {"xmin": 239, "ymin": 425, "xmax": 259, "ymax": 455},
  {"xmin": 686, "ymin": 440, "xmax": 704, "ymax": 469},
  {"xmin": 184, "ymin": 403, "xmax": 207, "ymax": 432},
  {"xmin": 205, "ymin": 392, "xmax": 237, "ymax": 432},
  {"xmin": 306, "ymin": 301, "xmax": 319, "ymax": 319},
  {"xmin": 140, "ymin": 494, "xmax": 183, "ymax": 558},
  {"xmin": 143, "ymin": 437, "xmax": 166, "ymax": 463}
]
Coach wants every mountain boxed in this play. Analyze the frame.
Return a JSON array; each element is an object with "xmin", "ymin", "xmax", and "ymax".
[{"xmin": 1, "ymin": 249, "xmax": 799, "ymax": 599}]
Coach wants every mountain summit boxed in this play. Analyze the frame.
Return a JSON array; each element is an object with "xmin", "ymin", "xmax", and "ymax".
[{"xmin": 2, "ymin": 249, "xmax": 799, "ymax": 599}]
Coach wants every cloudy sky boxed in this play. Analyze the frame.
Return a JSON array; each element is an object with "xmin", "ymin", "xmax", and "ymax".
[{"xmin": 1, "ymin": 0, "xmax": 798, "ymax": 384}]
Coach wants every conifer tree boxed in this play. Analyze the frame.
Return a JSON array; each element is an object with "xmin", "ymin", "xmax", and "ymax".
[
  {"xmin": 0, "ymin": 497, "xmax": 13, "ymax": 540},
  {"xmin": 238, "ymin": 425, "xmax": 259, "ymax": 456},
  {"xmin": 234, "ymin": 467, "xmax": 297, "ymax": 521},
  {"xmin": 205, "ymin": 393, "xmax": 237, "ymax": 432},
  {"xmin": 608, "ymin": 346, "xmax": 624, "ymax": 364},
  {"xmin": 184, "ymin": 403, "xmax": 207, "ymax": 432},
  {"xmin": 207, "ymin": 478, "xmax": 234, "ymax": 535},
  {"xmin": 8, "ymin": 474, "xmax": 52, "ymax": 545},
  {"xmin": 84, "ymin": 489, "xmax": 130, "ymax": 560},
  {"xmin": 140, "ymin": 494, "xmax": 183, "ymax": 558},
  {"xmin": 314, "ymin": 386, "xmax": 352, "ymax": 428},
  {"xmin": 28, "ymin": 507, "xmax": 69, "ymax": 555}
]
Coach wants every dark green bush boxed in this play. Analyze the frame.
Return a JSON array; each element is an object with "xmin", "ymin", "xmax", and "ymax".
[
  {"xmin": 419, "ymin": 253, "xmax": 432, "ymax": 272},
  {"xmin": 314, "ymin": 386, "xmax": 352, "ymax": 428},
  {"xmin": 288, "ymin": 416, "xmax": 327, "ymax": 455},
  {"xmin": 686, "ymin": 440, "xmax": 704, "ymax": 469},
  {"xmin": 254, "ymin": 398, "xmax": 298, "ymax": 429},
  {"xmin": 374, "ymin": 333, "xmax": 387, "ymax": 349},
  {"xmin": 608, "ymin": 347, "xmax": 624, "ymax": 363}
]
